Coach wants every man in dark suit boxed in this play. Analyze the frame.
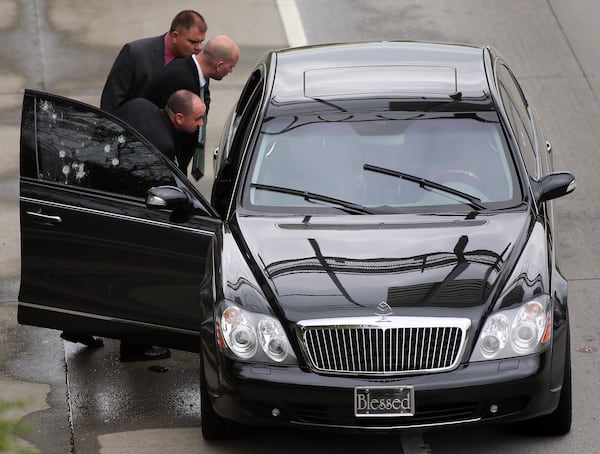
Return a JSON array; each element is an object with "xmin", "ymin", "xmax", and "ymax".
[
  {"xmin": 144, "ymin": 35, "xmax": 240, "ymax": 178},
  {"xmin": 115, "ymin": 89, "xmax": 207, "ymax": 164},
  {"xmin": 62, "ymin": 90, "xmax": 206, "ymax": 361},
  {"xmin": 100, "ymin": 10, "xmax": 207, "ymax": 113}
]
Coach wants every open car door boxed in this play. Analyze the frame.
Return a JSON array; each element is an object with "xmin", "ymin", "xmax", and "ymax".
[{"xmin": 18, "ymin": 90, "xmax": 221, "ymax": 352}]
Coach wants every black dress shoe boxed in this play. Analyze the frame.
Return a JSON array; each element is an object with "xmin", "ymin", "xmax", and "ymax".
[
  {"xmin": 60, "ymin": 332, "xmax": 104, "ymax": 349},
  {"xmin": 119, "ymin": 346, "xmax": 171, "ymax": 362}
]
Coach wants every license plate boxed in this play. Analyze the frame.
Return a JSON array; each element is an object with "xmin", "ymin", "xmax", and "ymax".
[{"xmin": 354, "ymin": 386, "xmax": 415, "ymax": 417}]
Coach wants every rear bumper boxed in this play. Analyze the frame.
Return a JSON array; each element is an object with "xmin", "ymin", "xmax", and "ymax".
[{"xmin": 207, "ymin": 351, "xmax": 562, "ymax": 431}]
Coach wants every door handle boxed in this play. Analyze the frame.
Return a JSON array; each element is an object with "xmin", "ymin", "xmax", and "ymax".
[{"xmin": 26, "ymin": 210, "xmax": 63, "ymax": 225}]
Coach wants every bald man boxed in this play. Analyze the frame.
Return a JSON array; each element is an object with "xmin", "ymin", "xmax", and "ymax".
[{"xmin": 144, "ymin": 35, "xmax": 240, "ymax": 178}]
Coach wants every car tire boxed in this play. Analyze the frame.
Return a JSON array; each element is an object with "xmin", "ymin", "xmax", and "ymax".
[
  {"xmin": 519, "ymin": 332, "xmax": 572, "ymax": 436},
  {"xmin": 200, "ymin": 368, "xmax": 230, "ymax": 440},
  {"xmin": 200, "ymin": 359, "xmax": 250, "ymax": 441}
]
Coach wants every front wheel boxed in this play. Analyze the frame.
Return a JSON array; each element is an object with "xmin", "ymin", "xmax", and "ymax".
[
  {"xmin": 200, "ymin": 372, "xmax": 229, "ymax": 440},
  {"xmin": 199, "ymin": 358, "xmax": 249, "ymax": 441},
  {"xmin": 519, "ymin": 336, "xmax": 572, "ymax": 435}
]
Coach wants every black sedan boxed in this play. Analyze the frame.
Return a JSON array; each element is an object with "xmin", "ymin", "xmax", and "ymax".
[{"xmin": 18, "ymin": 41, "xmax": 575, "ymax": 439}]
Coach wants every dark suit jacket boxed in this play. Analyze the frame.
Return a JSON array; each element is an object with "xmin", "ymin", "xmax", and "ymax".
[
  {"xmin": 114, "ymin": 98, "xmax": 177, "ymax": 162},
  {"xmin": 144, "ymin": 56, "xmax": 211, "ymax": 173},
  {"xmin": 144, "ymin": 56, "xmax": 211, "ymax": 112},
  {"xmin": 101, "ymin": 34, "xmax": 166, "ymax": 113}
]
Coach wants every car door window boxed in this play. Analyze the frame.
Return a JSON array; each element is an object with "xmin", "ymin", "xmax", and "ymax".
[
  {"xmin": 221, "ymin": 68, "xmax": 265, "ymax": 167},
  {"xmin": 211, "ymin": 68, "xmax": 265, "ymax": 213},
  {"xmin": 496, "ymin": 64, "xmax": 539, "ymax": 178},
  {"xmin": 32, "ymin": 95, "xmax": 176, "ymax": 199}
]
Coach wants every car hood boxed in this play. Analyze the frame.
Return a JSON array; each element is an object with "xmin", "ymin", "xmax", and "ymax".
[{"xmin": 232, "ymin": 211, "xmax": 532, "ymax": 323}]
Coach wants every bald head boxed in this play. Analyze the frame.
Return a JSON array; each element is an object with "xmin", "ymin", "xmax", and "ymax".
[{"xmin": 198, "ymin": 35, "xmax": 240, "ymax": 80}]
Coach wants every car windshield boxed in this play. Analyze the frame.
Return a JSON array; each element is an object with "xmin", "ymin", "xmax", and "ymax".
[{"xmin": 244, "ymin": 110, "xmax": 521, "ymax": 214}]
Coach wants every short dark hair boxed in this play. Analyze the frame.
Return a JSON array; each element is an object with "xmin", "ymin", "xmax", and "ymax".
[
  {"xmin": 170, "ymin": 10, "xmax": 207, "ymax": 34},
  {"xmin": 166, "ymin": 89, "xmax": 196, "ymax": 115}
]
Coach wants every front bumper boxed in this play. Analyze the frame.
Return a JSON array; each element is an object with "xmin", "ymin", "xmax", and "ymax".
[{"xmin": 207, "ymin": 351, "xmax": 562, "ymax": 431}]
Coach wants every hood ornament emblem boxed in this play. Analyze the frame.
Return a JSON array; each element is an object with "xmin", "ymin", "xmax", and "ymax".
[{"xmin": 375, "ymin": 302, "xmax": 393, "ymax": 322}]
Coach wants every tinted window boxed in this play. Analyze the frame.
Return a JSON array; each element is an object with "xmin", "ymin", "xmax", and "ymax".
[
  {"xmin": 245, "ymin": 110, "xmax": 521, "ymax": 213},
  {"xmin": 226, "ymin": 69, "xmax": 264, "ymax": 163},
  {"xmin": 211, "ymin": 69, "xmax": 265, "ymax": 213},
  {"xmin": 496, "ymin": 65, "xmax": 538, "ymax": 177},
  {"xmin": 34, "ymin": 97, "xmax": 176, "ymax": 199}
]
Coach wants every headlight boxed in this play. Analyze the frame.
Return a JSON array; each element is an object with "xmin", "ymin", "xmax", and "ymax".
[
  {"xmin": 216, "ymin": 300, "xmax": 297, "ymax": 365},
  {"xmin": 219, "ymin": 306, "xmax": 257, "ymax": 359},
  {"xmin": 479, "ymin": 313, "xmax": 510, "ymax": 358},
  {"xmin": 470, "ymin": 299, "xmax": 552, "ymax": 362}
]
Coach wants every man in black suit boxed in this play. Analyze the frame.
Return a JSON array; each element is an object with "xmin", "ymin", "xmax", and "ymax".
[
  {"xmin": 115, "ymin": 89, "xmax": 207, "ymax": 164},
  {"xmin": 62, "ymin": 90, "xmax": 206, "ymax": 361},
  {"xmin": 144, "ymin": 35, "xmax": 240, "ymax": 178},
  {"xmin": 113, "ymin": 89, "xmax": 205, "ymax": 361},
  {"xmin": 100, "ymin": 10, "xmax": 207, "ymax": 113}
]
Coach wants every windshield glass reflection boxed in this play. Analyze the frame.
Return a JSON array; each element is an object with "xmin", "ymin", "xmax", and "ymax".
[{"xmin": 246, "ymin": 112, "xmax": 521, "ymax": 213}]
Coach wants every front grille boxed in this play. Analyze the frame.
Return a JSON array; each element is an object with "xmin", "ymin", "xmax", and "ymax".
[{"xmin": 297, "ymin": 317, "xmax": 470, "ymax": 375}]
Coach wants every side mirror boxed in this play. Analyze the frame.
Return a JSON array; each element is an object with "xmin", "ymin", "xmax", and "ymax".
[
  {"xmin": 535, "ymin": 172, "xmax": 576, "ymax": 204},
  {"xmin": 146, "ymin": 186, "xmax": 192, "ymax": 211}
]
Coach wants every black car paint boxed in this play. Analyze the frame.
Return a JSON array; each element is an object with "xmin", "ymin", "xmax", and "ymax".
[
  {"xmin": 18, "ymin": 41, "xmax": 575, "ymax": 434},
  {"xmin": 202, "ymin": 43, "xmax": 572, "ymax": 432},
  {"xmin": 18, "ymin": 91, "xmax": 220, "ymax": 352}
]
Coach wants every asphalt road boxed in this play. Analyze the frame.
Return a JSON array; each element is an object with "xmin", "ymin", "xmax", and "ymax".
[{"xmin": 1, "ymin": 1, "xmax": 599, "ymax": 453}]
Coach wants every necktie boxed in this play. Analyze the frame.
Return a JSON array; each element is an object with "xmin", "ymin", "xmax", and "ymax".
[{"xmin": 191, "ymin": 85, "xmax": 207, "ymax": 180}]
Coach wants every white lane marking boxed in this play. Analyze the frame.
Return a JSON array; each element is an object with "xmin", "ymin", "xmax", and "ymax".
[
  {"xmin": 276, "ymin": 0, "xmax": 308, "ymax": 47},
  {"xmin": 265, "ymin": 2, "xmax": 433, "ymax": 452}
]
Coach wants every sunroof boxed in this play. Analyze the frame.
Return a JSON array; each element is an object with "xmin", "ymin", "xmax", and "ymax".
[{"xmin": 304, "ymin": 65, "xmax": 457, "ymax": 98}]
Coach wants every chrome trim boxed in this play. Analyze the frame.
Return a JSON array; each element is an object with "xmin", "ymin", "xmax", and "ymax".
[
  {"xmin": 25, "ymin": 211, "xmax": 62, "ymax": 223},
  {"xmin": 297, "ymin": 316, "xmax": 471, "ymax": 376},
  {"xmin": 20, "ymin": 196, "xmax": 216, "ymax": 236},
  {"xmin": 19, "ymin": 302, "xmax": 200, "ymax": 336},
  {"xmin": 291, "ymin": 416, "xmax": 481, "ymax": 431}
]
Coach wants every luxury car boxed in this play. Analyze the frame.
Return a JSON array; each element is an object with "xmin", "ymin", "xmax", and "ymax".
[{"xmin": 18, "ymin": 41, "xmax": 575, "ymax": 439}]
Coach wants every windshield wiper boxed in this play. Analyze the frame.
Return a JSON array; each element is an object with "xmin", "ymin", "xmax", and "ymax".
[
  {"xmin": 250, "ymin": 183, "xmax": 374, "ymax": 214},
  {"xmin": 363, "ymin": 163, "xmax": 485, "ymax": 210}
]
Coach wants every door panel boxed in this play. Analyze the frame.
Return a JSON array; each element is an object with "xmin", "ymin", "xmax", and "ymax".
[{"xmin": 18, "ymin": 90, "xmax": 220, "ymax": 351}]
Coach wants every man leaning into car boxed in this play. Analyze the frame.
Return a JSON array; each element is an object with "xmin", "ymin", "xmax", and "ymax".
[{"xmin": 61, "ymin": 89, "xmax": 206, "ymax": 361}]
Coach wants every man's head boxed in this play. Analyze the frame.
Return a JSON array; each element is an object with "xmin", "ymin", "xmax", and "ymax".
[
  {"xmin": 168, "ymin": 10, "xmax": 207, "ymax": 57},
  {"xmin": 197, "ymin": 35, "xmax": 240, "ymax": 81},
  {"xmin": 165, "ymin": 89, "xmax": 206, "ymax": 134}
]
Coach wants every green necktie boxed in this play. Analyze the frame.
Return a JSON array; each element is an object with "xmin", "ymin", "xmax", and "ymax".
[{"xmin": 191, "ymin": 85, "xmax": 207, "ymax": 180}]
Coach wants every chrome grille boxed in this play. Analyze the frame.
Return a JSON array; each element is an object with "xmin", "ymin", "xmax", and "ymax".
[{"xmin": 298, "ymin": 317, "xmax": 470, "ymax": 376}]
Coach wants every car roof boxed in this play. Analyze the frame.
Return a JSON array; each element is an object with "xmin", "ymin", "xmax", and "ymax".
[{"xmin": 268, "ymin": 41, "xmax": 491, "ymax": 105}]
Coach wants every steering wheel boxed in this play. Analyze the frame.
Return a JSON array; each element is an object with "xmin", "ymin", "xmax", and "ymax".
[
  {"xmin": 432, "ymin": 169, "xmax": 489, "ymax": 200},
  {"xmin": 434, "ymin": 169, "xmax": 482, "ymax": 186}
]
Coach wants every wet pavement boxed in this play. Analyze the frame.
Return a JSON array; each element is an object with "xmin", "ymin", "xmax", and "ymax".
[
  {"xmin": 3, "ymin": 1, "xmax": 600, "ymax": 453},
  {"xmin": 0, "ymin": 1, "xmax": 288, "ymax": 452}
]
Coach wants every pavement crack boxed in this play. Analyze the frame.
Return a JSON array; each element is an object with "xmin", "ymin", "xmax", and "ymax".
[
  {"xmin": 63, "ymin": 341, "xmax": 77, "ymax": 454},
  {"xmin": 546, "ymin": 0, "xmax": 599, "ymax": 105},
  {"xmin": 31, "ymin": 0, "xmax": 48, "ymax": 89}
]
